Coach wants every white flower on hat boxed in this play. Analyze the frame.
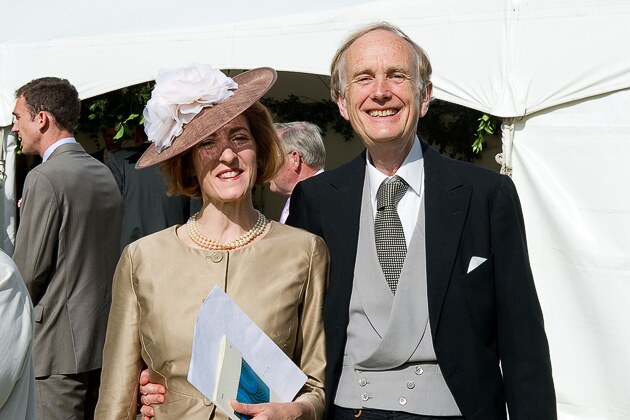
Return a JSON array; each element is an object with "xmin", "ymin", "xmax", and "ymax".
[{"xmin": 143, "ymin": 64, "xmax": 238, "ymax": 152}]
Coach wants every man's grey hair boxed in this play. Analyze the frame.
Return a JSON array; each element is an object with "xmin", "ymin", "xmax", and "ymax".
[
  {"xmin": 274, "ymin": 122, "xmax": 326, "ymax": 169},
  {"xmin": 329, "ymin": 21, "xmax": 432, "ymax": 104}
]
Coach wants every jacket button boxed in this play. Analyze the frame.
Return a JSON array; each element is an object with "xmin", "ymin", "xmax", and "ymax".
[
  {"xmin": 361, "ymin": 393, "xmax": 370, "ymax": 401},
  {"xmin": 210, "ymin": 252, "xmax": 223, "ymax": 263},
  {"xmin": 415, "ymin": 366, "xmax": 423, "ymax": 375},
  {"xmin": 358, "ymin": 378, "xmax": 367, "ymax": 387},
  {"xmin": 399, "ymin": 396, "xmax": 407, "ymax": 406},
  {"xmin": 203, "ymin": 397, "xmax": 212, "ymax": 406},
  {"xmin": 406, "ymin": 381, "xmax": 415, "ymax": 389}
]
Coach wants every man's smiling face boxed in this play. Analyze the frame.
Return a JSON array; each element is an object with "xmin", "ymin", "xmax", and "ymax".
[{"xmin": 336, "ymin": 29, "xmax": 429, "ymax": 152}]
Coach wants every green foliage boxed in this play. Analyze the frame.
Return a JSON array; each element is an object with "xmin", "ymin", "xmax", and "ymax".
[
  {"xmin": 77, "ymin": 81, "xmax": 154, "ymax": 141},
  {"xmin": 261, "ymin": 95, "xmax": 354, "ymax": 141},
  {"xmin": 75, "ymin": 82, "xmax": 497, "ymax": 160},
  {"xmin": 418, "ymin": 100, "xmax": 499, "ymax": 161},
  {"xmin": 472, "ymin": 113, "xmax": 498, "ymax": 154},
  {"xmin": 78, "ymin": 85, "xmax": 354, "ymax": 144}
]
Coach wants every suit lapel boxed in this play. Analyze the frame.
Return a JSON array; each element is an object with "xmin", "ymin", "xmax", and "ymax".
[
  {"xmin": 423, "ymin": 143, "xmax": 472, "ymax": 335},
  {"xmin": 321, "ymin": 153, "xmax": 366, "ymax": 268},
  {"xmin": 321, "ymin": 153, "xmax": 366, "ymax": 359}
]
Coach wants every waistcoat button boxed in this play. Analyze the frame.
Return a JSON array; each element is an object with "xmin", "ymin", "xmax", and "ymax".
[
  {"xmin": 415, "ymin": 366, "xmax": 424, "ymax": 375},
  {"xmin": 361, "ymin": 393, "xmax": 370, "ymax": 401},
  {"xmin": 358, "ymin": 378, "xmax": 367, "ymax": 387},
  {"xmin": 399, "ymin": 396, "xmax": 407, "ymax": 406},
  {"xmin": 406, "ymin": 381, "xmax": 415, "ymax": 389}
]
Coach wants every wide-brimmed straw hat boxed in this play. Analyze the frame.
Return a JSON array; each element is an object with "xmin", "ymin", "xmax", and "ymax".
[{"xmin": 136, "ymin": 66, "xmax": 276, "ymax": 168}]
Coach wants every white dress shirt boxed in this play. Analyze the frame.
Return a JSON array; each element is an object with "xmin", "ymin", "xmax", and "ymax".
[{"xmin": 279, "ymin": 198, "xmax": 292, "ymax": 224}]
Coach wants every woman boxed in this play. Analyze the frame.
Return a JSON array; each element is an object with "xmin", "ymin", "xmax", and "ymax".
[{"xmin": 95, "ymin": 65, "xmax": 328, "ymax": 419}]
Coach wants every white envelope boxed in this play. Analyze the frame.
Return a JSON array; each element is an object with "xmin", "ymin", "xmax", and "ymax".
[{"xmin": 188, "ymin": 286, "xmax": 307, "ymax": 406}]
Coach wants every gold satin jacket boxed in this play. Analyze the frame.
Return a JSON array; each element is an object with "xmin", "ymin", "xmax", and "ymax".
[{"xmin": 95, "ymin": 222, "xmax": 328, "ymax": 419}]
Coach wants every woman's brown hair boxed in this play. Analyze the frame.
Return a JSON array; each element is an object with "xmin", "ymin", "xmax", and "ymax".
[{"xmin": 160, "ymin": 102, "xmax": 284, "ymax": 198}]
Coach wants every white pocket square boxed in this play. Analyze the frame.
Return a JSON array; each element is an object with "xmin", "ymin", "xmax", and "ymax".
[{"xmin": 467, "ymin": 256, "xmax": 487, "ymax": 274}]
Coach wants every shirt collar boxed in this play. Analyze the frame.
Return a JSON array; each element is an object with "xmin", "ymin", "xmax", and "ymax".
[
  {"xmin": 42, "ymin": 137, "xmax": 77, "ymax": 162},
  {"xmin": 366, "ymin": 135, "xmax": 424, "ymax": 205}
]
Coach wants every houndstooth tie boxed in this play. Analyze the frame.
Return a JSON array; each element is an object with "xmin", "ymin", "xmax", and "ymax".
[{"xmin": 375, "ymin": 176, "xmax": 409, "ymax": 294}]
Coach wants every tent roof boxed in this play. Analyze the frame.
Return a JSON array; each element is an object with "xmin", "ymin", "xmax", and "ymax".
[{"xmin": 2, "ymin": 0, "xmax": 630, "ymax": 125}]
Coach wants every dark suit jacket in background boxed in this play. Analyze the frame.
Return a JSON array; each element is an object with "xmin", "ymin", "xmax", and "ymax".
[
  {"xmin": 107, "ymin": 144, "xmax": 199, "ymax": 251},
  {"xmin": 287, "ymin": 141, "xmax": 556, "ymax": 420},
  {"xmin": 13, "ymin": 142, "xmax": 122, "ymax": 377}
]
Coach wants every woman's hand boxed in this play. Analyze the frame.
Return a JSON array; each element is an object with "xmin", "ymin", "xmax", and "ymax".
[
  {"xmin": 138, "ymin": 368, "xmax": 166, "ymax": 420},
  {"xmin": 230, "ymin": 400, "xmax": 315, "ymax": 420}
]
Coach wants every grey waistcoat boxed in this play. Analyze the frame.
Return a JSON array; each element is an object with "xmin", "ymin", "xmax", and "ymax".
[{"xmin": 334, "ymin": 174, "xmax": 461, "ymax": 416}]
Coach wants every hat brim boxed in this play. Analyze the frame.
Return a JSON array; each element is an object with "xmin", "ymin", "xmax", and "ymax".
[{"xmin": 136, "ymin": 67, "xmax": 277, "ymax": 169}]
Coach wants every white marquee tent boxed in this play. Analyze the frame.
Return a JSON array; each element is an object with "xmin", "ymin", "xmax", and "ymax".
[{"xmin": 1, "ymin": 1, "xmax": 629, "ymax": 418}]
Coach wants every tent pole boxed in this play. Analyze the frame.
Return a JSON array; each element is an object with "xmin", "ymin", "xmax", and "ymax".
[{"xmin": 496, "ymin": 118, "xmax": 515, "ymax": 177}]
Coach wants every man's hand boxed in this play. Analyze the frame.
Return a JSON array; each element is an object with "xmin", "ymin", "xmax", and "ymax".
[
  {"xmin": 138, "ymin": 369, "xmax": 166, "ymax": 420},
  {"xmin": 230, "ymin": 400, "xmax": 315, "ymax": 420}
]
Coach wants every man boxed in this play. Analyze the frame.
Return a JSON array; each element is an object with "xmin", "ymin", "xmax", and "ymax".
[
  {"xmin": 287, "ymin": 22, "xmax": 556, "ymax": 419},
  {"xmin": 0, "ymin": 250, "xmax": 36, "ymax": 420},
  {"xmin": 140, "ymin": 23, "xmax": 556, "ymax": 420},
  {"xmin": 269, "ymin": 122, "xmax": 326, "ymax": 223},
  {"xmin": 11, "ymin": 77, "xmax": 122, "ymax": 419}
]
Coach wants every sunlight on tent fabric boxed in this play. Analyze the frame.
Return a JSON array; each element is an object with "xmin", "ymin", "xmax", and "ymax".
[{"xmin": 513, "ymin": 88, "xmax": 630, "ymax": 420}]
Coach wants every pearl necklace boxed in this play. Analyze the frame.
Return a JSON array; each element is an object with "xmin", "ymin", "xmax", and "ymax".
[{"xmin": 186, "ymin": 210, "xmax": 268, "ymax": 250}]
